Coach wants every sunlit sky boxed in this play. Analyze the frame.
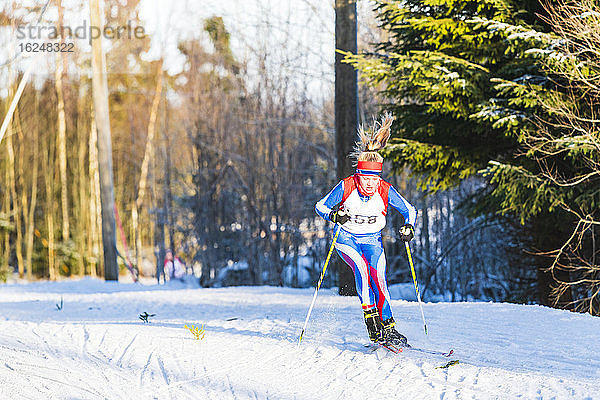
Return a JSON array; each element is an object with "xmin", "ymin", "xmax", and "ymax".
[
  {"xmin": 2, "ymin": 0, "xmax": 376, "ymax": 99},
  {"xmin": 139, "ymin": 0, "xmax": 337, "ymax": 98}
]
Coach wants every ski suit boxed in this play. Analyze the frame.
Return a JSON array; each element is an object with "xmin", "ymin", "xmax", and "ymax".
[{"xmin": 315, "ymin": 175, "xmax": 416, "ymax": 320}]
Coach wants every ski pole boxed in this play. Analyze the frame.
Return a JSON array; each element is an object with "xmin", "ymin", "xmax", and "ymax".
[
  {"xmin": 405, "ymin": 242, "xmax": 428, "ymax": 336},
  {"xmin": 298, "ymin": 224, "xmax": 342, "ymax": 346}
]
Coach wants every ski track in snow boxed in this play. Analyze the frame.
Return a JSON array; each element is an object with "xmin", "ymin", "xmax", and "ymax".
[{"xmin": 1, "ymin": 279, "xmax": 599, "ymax": 399}]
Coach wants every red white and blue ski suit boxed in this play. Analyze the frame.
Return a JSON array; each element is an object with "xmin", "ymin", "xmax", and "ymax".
[{"xmin": 315, "ymin": 175, "xmax": 417, "ymax": 320}]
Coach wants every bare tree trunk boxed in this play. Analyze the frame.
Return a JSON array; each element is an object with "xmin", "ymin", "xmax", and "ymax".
[
  {"xmin": 6, "ymin": 118, "xmax": 23, "ymax": 277},
  {"xmin": 335, "ymin": 0, "xmax": 358, "ymax": 296},
  {"xmin": 25, "ymin": 92, "xmax": 39, "ymax": 280},
  {"xmin": 17, "ymin": 113, "xmax": 29, "ymax": 268},
  {"xmin": 2, "ymin": 17, "xmax": 16, "ymax": 276},
  {"xmin": 56, "ymin": 0, "xmax": 69, "ymax": 242},
  {"xmin": 89, "ymin": 107, "xmax": 101, "ymax": 278},
  {"xmin": 132, "ymin": 63, "xmax": 163, "ymax": 271},
  {"xmin": 420, "ymin": 195, "xmax": 432, "ymax": 286},
  {"xmin": 2, "ymin": 136, "xmax": 9, "ymax": 273},
  {"xmin": 151, "ymin": 153, "xmax": 166, "ymax": 284},
  {"xmin": 73, "ymin": 77, "xmax": 88, "ymax": 276},
  {"xmin": 163, "ymin": 108, "xmax": 174, "ymax": 254},
  {"xmin": 56, "ymin": 61, "xmax": 69, "ymax": 241},
  {"xmin": 2, "ymin": 162, "xmax": 9, "ymax": 273},
  {"xmin": 154, "ymin": 210, "xmax": 166, "ymax": 284},
  {"xmin": 44, "ymin": 129, "xmax": 56, "ymax": 280},
  {"xmin": 90, "ymin": 0, "xmax": 118, "ymax": 280},
  {"xmin": 3, "ymin": 48, "xmax": 23, "ymax": 278},
  {"xmin": 11, "ymin": 108, "xmax": 26, "ymax": 278}
]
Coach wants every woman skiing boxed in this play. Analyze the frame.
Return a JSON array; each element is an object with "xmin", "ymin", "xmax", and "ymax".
[{"xmin": 315, "ymin": 113, "xmax": 417, "ymax": 346}]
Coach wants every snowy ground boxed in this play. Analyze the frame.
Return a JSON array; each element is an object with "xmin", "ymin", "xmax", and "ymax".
[{"xmin": 1, "ymin": 278, "xmax": 599, "ymax": 399}]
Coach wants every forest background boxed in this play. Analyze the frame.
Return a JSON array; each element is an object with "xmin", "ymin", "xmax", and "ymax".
[{"xmin": 1, "ymin": 0, "xmax": 598, "ymax": 316}]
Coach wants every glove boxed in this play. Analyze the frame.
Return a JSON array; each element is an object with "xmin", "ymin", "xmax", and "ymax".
[
  {"xmin": 329, "ymin": 208, "xmax": 350, "ymax": 225},
  {"xmin": 399, "ymin": 224, "xmax": 414, "ymax": 242}
]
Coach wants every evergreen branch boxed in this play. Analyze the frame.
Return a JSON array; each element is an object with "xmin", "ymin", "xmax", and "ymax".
[{"xmin": 405, "ymin": 51, "xmax": 490, "ymax": 73}]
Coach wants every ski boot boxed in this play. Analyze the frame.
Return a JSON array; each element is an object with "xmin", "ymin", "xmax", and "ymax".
[
  {"xmin": 382, "ymin": 317, "xmax": 409, "ymax": 347},
  {"xmin": 363, "ymin": 307, "xmax": 385, "ymax": 343}
]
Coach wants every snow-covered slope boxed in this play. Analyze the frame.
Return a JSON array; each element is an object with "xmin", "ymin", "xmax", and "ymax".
[{"xmin": 1, "ymin": 278, "xmax": 599, "ymax": 399}]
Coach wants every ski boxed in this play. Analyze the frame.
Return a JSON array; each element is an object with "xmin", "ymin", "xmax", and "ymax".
[
  {"xmin": 363, "ymin": 342, "xmax": 403, "ymax": 353},
  {"xmin": 379, "ymin": 342, "xmax": 403, "ymax": 353},
  {"xmin": 364, "ymin": 343, "xmax": 459, "ymax": 368},
  {"xmin": 367, "ymin": 343, "xmax": 454, "ymax": 357},
  {"xmin": 406, "ymin": 346, "xmax": 454, "ymax": 357}
]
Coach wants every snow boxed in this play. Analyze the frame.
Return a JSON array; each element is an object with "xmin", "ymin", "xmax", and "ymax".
[{"xmin": 1, "ymin": 278, "xmax": 600, "ymax": 399}]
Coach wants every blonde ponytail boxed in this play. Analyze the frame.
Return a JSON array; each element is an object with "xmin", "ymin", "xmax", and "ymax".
[{"xmin": 351, "ymin": 112, "xmax": 395, "ymax": 165}]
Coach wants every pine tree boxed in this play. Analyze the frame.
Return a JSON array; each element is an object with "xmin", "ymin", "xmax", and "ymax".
[{"xmin": 343, "ymin": 0, "xmax": 587, "ymax": 309}]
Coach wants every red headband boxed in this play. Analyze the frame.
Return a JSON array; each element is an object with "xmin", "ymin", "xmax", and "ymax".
[{"xmin": 356, "ymin": 160, "xmax": 383, "ymax": 174}]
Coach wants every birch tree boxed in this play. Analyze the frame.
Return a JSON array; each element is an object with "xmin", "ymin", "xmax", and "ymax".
[
  {"xmin": 55, "ymin": 0, "xmax": 69, "ymax": 242},
  {"xmin": 132, "ymin": 61, "xmax": 163, "ymax": 272}
]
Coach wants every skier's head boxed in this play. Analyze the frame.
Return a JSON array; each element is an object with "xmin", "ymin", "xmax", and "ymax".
[
  {"xmin": 356, "ymin": 174, "xmax": 380, "ymax": 196},
  {"xmin": 351, "ymin": 112, "xmax": 394, "ymax": 195}
]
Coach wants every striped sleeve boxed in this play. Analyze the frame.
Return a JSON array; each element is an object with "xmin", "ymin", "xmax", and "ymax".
[
  {"xmin": 388, "ymin": 185, "xmax": 417, "ymax": 226},
  {"xmin": 315, "ymin": 180, "xmax": 344, "ymax": 221}
]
